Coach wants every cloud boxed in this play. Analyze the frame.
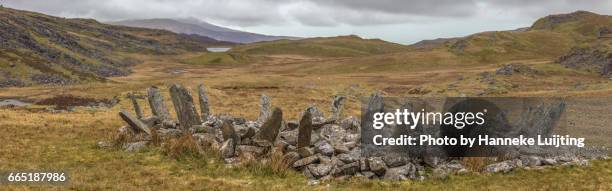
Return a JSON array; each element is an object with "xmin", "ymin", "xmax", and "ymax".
[{"xmin": 3, "ymin": 0, "xmax": 612, "ymax": 27}]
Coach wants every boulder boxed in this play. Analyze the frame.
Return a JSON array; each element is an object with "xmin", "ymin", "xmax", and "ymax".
[
  {"xmin": 368, "ymin": 157, "xmax": 387, "ymax": 176},
  {"xmin": 383, "ymin": 154, "xmax": 408, "ymax": 168},
  {"xmin": 297, "ymin": 147, "xmax": 315, "ymax": 158},
  {"xmin": 383, "ymin": 164, "xmax": 415, "ymax": 180},
  {"xmin": 220, "ymin": 139, "xmax": 235, "ymax": 158},
  {"xmin": 293, "ymin": 155, "xmax": 320, "ymax": 168},
  {"xmin": 314, "ymin": 140, "xmax": 334, "ymax": 156},
  {"xmin": 123, "ymin": 141, "xmax": 148, "ymax": 152},
  {"xmin": 283, "ymin": 152, "xmax": 301, "ymax": 165},
  {"xmin": 236, "ymin": 145, "xmax": 266, "ymax": 157},
  {"xmin": 307, "ymin": 164, "xmax": 333, "ymax": 178}
]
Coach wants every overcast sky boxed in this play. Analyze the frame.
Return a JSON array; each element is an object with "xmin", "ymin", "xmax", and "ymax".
[{"xmin": 3, "ymin": 0, "xmax": 612, "ymax": 44}]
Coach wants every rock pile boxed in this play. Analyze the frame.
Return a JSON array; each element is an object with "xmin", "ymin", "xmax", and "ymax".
[{"xmin": 106, "ymin": 84, "xmax": 609, "ymax": 181}]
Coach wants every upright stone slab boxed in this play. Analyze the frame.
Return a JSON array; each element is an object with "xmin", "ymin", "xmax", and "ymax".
[
  {"xmin": 197, "ymin": 84, "xmax": 211, "ymax": 120},
  {"xmin": 119, "ymin": 110, "xmax": 151, "ymax": 135},
  {"xmin": 128, "ymin": 92, "xmax": 143, "ymax": 119},
  {"xmin": 255, "ymin": 107, "xmax": 283, "ymax": 143},
  {"xmin": 330, "ymin": 95, "xmax": 347, "ymax": 122},
  {"xmin": 257, "ymin": 94, "xmax": 271, "ymax": 123},
  {"xmin": 221, "ymin": 121, "xmax": 239, "ymax": 145},
  {"xmin": 169, "ymin": 84, "xmax": 201, "ymax": 130},
  {"xmin": 147, "ymin": 86, "xmax": 170, "ymax": 121},
  {"xmin": 297, "ymin": 110, "xmax": 313, "ymax": 148}
]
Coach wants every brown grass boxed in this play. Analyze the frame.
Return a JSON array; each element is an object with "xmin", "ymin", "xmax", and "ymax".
[
  {"xmin": 162, "ymin": 134, "xmax": 202, "ymax": 160},
  {"xmin": 0, "ymin": 51, "xmax": 611, "ymax": 190}
]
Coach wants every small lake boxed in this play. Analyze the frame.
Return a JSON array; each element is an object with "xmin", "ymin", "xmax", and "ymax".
[
  {"xmin": 207, "ymin": 47, "xmax": 231, "ymax": 52},
  {"xmin": 0, "ymin": 99, "xmax": 31, "ymax": 107}
]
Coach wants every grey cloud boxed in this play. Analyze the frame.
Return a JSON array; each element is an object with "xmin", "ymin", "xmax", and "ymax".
[{"xmin": 3, "ymin": 0, "xmax": 612, "ymax": 27}]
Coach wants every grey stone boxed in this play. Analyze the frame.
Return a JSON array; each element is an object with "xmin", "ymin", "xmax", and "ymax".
[
  {"xmin": 257, "ymin": 94, "xmax": 271, "ymax": 124},
  {"xmin": 297, "ymin": 147, "xmax": 315, "ymax": 158},
  {"xmin": 337, "ymin": 153, "xmax": 358, "ymax": 164},
  {"xmin": 283, "ymin": 152, "xmax": 301, "ymax": 166},
  {"xmin": 330, "ymin": 95, "xmax": 346, "ymax": 122},
  {"xmin": 383, "ymin": 154, "xmax": 408, "ymax": 168},
  {"xmin": 128, "ymin": 92, "xmax": 143, "ymax": 119},
  {"xmin": 297, "ymin": 110, "xmax": 313, "ymax": 149},
  {"xmin": 157, "ymin": 128, "xmax": 182, "ymax": 139},
  {"xmin": 306, "ymin": 106, "xmax": 325, "ymax": 123},
  {"xmin": 147, "ymin": 86, "xmax": 171, "ymax": 121},
  {"xmin": 361, "ymin": 171, "xmax": 376, "ymax": 179},
  {"xmin": 523, "ymin": 155, "xmax": 542, "ymax": 167},
  {"xmin": 254, "ymin": 107, "xmax": 283, "ymax": 143},
  {"xmin": 123, "ymin": 141, "xmax": 148, "ymax": 152},
  {"xmin": 307, "ymin": 179, "xmax": 319, "ymax": 186},
  {"xmin": 221, "ymin": 121, "xmax": 239, "ymax": 145},
  {"xmin": 318, "ymin": 155, "xmax": 332, "ymax": 164},
  {"xmin": 340, "ymin": 116, "xmax": 360, "ymax": 131},
  {"xmin": 286, "ymin": 121, "xmax": 299, "ymax": 130},
  {"xmin": 360, "ymin": 158, "xmax": 370, "ymax": 171},
  {"xmin": 236, "ymin": 145, "xmax": 266, "ymax": 157},
  {"xmin": 333, "ymin": 144, "xmax": 350, "ymax": 154},
  {"xmin": 314, "ymin": 140, "xmax": 334, "ymax": 156},
  {"xmin": 484, "ymin": 160, "xmax": 520, "ymax": 173},
  {"xmin": 307, "ymin": 164, "xmax": 333, "ymax": 178},
  {"xmin": 368, "ymin": 157, "xmax": 387, "ymax": 176},
  {"xmin": 293, "ymin": 155, "xmax": 320, "ymax": 168},
  {"xmin": 542, "ymin": 158, "xmax": 557, "ymax": 166},
  {"xmin": 383, "ymin": 164, "xmax": 415, "ymax": 180},
  {"xmin": 279, "ymin": 129, "xmax": 298, "ymax": 146},
  {"xmin": 220, "ymin": 139, "xmax": 235, "ymax": 158},
  {"xmin": 97, "ymin": 141, "xmax": 113, "ymax": 149},
  {"xmin": 140, "ymin": 116, "xmax": 159, "ymax": 128},
  {"xmin": 197, "ymin": 84, "xmax": 211, "ymax": 120},
  {"xmin": 335, "ymin": 162, "xmax": 360, "ymax": 176},
  {"xmin": 169, "ymin": 84, "xmax": 202, "ymax": 129},
  {"xmin": 119, "ymin": 110, "xmax": 151, "ymax": 135}
]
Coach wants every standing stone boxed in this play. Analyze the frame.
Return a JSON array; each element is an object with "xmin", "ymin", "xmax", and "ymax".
[
  {"xmin": 221, "ymin": 121, "xmax": 239, "ymax": 145},
  {"xmin": 119, "ymin": 110, "xmax": 151, "ymax": 135},
  {"xmin": 297, "ymin": 110, "xmax": 313, "ymax": 149},
  {"xmin": 169, "ymin": 84, "xmax": 201, "ymax": 130},
  {"xmin": 257, "ymin": 94, "xmax": 271, "ymax": 124},
  {"xmin": 197, "ymin": 84, "xmax": 210, "ymax": 120},
  {"xmin": 128, "ymin": 92, "xmax": 143, "ymax": 119},
  {"xmin": 254, "ymin": 107, "xmax": 283, "ymax": 143},
  {"xmin": 330, "ymin": 95, "xmax": 346, "ymax": 122},
  {"xmin": 147, "ymin": 86, "xmax": 170, "ymax": 121}
]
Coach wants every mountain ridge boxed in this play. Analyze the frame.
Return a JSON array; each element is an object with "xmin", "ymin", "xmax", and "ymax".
[{"xmin": 110, "ymin": 18, "xmax": 300, "ymax": 44}]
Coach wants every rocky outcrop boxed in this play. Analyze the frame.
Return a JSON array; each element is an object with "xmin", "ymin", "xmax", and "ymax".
[{"xmin": 557, "ymin": 45, "xmax": 612, "ymax": 76}]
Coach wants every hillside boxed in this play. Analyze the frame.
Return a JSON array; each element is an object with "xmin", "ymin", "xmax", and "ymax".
[
  {"xmin": 181, "ymin": 35, "xmax": 413, "ymax": 66},
  {"xmin": 230, "ymin": 35, "xmax": 411, "ymax": 57},
  {"xmin": 110, "ymin": 19, "xmax": 299, "ymax": 44},
  {"xmin": 0, "ymin": 7, "xmax": 233, "ymax": 88},
  {"xmin": 411, "ymin": 11, "xmax": 612, "ymax": 64}
]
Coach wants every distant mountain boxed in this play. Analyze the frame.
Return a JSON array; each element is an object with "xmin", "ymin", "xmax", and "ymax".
[
  {"xmin": 0, "ymin": 7, "xmax": 233, "ymax": 87},
  {"xmin": 110, "ymin": 18, "xmax": 299, "ymax": 44}
]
